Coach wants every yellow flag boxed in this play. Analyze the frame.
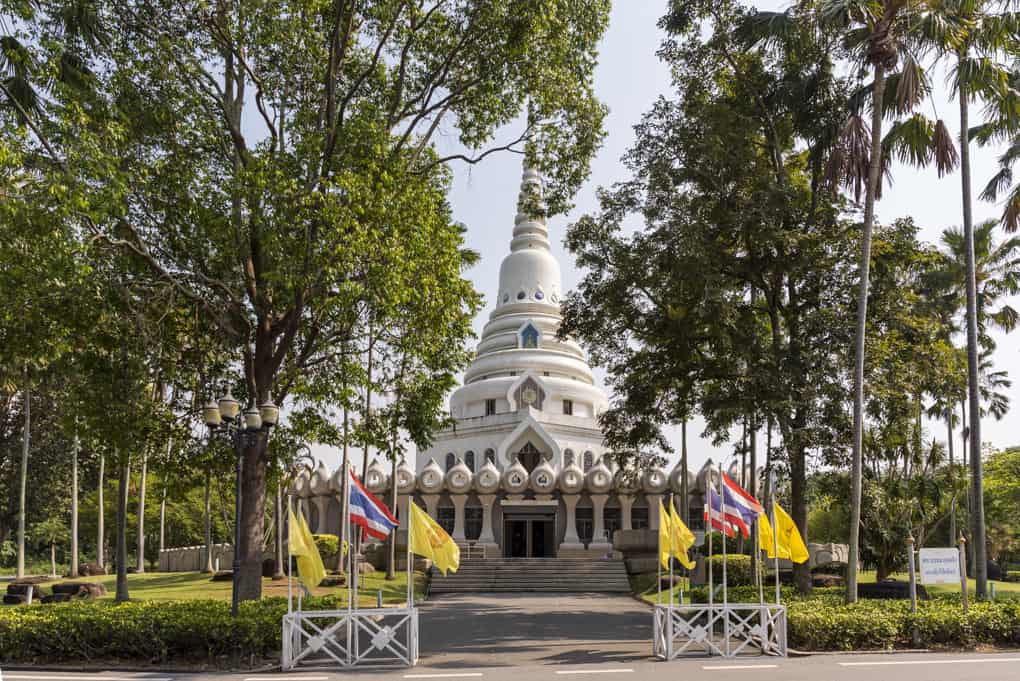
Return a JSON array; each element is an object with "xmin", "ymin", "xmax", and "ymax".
[
  {"xmin": 668, "ymin": 503, "xmax": 696, "ymax": 569},
  {"xmin": 288, "ymin": 505, "xmax": 326, "ymax": 587},
  {"xmin": 658, "ymin": 500, "xmax": 674, "ymax": 569},
  {"xmin": 760, "ymin": 503, "xmax": 809, "ymax": 564},
  {"xmin": 409, "ymin": 502, "xmax": 460, "ymax": 575}
]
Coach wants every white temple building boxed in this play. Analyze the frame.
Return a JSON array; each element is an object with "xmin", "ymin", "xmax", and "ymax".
[{"xmin": 281, "ymin": 166, "xmax": 709, "ymax": 564}]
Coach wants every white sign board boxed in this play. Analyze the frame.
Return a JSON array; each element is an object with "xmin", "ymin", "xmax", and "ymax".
[{"xmin": 919, "ymin": 548, "xmax": 961, "ymax": 585}]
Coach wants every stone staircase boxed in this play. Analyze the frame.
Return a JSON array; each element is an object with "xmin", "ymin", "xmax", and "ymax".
[{"xmin": 429, "ymin": 557, "xmax": 632, "ymax": 595}]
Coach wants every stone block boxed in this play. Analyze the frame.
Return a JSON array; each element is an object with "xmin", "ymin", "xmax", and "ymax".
[
  {"xmin": 625, "ymin": 556, "xmax": 659, "ymax": 575},
  {"xmin": 613, "ymin": 529, "xmax": 657, "ymax": 553}
]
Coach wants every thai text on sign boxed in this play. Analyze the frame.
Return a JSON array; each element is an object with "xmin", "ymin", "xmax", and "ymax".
[{"xmin": 919, "ymin": 548, "xmax": 961, "ymax": 585}]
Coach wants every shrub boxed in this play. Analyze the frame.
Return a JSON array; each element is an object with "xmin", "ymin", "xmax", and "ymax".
[
  {"xmin": 312, "ymin": 534, "xmax": 339, "ymax": 565},
  {"xmin": 703, "ymin": 555, "xmax": 753, "ymax": 586},
  {"xmin": 0, "ymin": 594, "xmax": 353, "ymax": 666}
]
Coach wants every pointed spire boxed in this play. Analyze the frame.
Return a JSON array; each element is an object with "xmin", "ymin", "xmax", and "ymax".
[{"xmin": 511, "ymin": 165, "xmax": 550, "ymax": 252}]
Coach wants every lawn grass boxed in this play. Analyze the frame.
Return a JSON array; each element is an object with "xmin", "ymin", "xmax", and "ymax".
[
  {"xmin": 857, "ymin": 569, "xmax": 1020, "ymax": 598},
  {"xmin": 12, "ymin": 570, "xmax": 425, "ymax": 607}
]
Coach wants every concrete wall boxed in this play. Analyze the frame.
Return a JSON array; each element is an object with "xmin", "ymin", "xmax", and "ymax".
[{"xmin": 159, "ymin": 543, "xmax": 233, "ymax": 572}]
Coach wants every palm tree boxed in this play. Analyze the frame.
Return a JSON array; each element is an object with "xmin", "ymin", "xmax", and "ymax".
[
  {"xmin": 930, "ymin": 218, "xmax": 1019, "ymax": 589},
  {"xmin": 815, "ymin": 0, "xmax": 960, "ymax": 603},
  {"xmin": 929, "ymin": 1, "xmax": 1020, "ymax": 597}
]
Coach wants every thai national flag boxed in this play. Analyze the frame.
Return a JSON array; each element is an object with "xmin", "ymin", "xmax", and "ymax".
[
  {"xmin": 704, "ymin": 474, "xmax": 764, "ymax": 539},
  {"xmin": 348, "ymin": 469, "xmax": 398, "ymax": 540},
  {"xmin": 721, "ymin": 472, "xmax": 764, "ymax": 527},
  {"xmin": 705, "ymin": 488, "xmax": 746, "ymax": 538}
]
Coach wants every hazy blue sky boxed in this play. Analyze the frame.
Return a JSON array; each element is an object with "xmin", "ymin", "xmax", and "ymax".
[{"xmin": 431, "ymin": 1, "xmax": 1020, "ymax": 474}]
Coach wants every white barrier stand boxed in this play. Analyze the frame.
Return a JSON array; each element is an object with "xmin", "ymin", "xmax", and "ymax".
[
  {"xmin": 282, "ymin": 606, "xmax": 419, "ymax": 669},
  {"xmin": 653, "ymin": 603, "xmax": 786, "ymax": 659}
]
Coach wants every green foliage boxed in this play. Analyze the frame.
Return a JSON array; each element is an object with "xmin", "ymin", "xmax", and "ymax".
[
  {"xmin": 311, "ymin": 534, "xmax": 339, "ymax": 565},
  {"xmin": 787, "ymin": 598, "xmax": 1020, "ymax": 651},
  {"xmin": 703, "ymin": 555, "xmax": 753, "ymax": 587}
]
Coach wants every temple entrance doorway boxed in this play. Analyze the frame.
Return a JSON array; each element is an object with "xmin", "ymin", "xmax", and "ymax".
[{"xmin": 503, "ymin": 514, "xmax": 555, "ymax": 557}]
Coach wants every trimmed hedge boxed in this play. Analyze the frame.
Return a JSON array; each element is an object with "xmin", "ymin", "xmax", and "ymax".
[
  {"xmin": 703, "ymin": 555, "xmax": 753, "ymax": 586},
  {"xmin": 2, "ymin": 591, "xmax": 1020, "ymax": 664},
  {"xmin": 0, "ymin": 595, "xmax": 346, "ymax": 666}
]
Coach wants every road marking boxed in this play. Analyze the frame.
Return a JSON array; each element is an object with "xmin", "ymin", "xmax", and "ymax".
[
  {"xmin": 703, "ymin": 665, "xmax": 779, "ymax": 671},
  {"xmin": 6, "ymin": 677, "xmax": 175, "ymax": 681},
  {"xmin": 555, "ymin": 670, "xmax": 634, "ymax": 675},
  {"xmin": 839, "ymin": 658, "xmax": 1020, "ymax": 667},
  {"xmin": 404, "ymin": 674, "xmax": 485, "ymax": 679},
  {"xmin": 243, "ymin": 677, "xmax": 329, "ymax": 680}
]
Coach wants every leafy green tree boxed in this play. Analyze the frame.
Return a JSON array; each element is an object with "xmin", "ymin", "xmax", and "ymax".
[
  {"xmin": 12, "ymin": 0, "xmax": 609, "ymax": 601},
  {"xmin": 30, "ymin": 515, "xmax": 68, "ymax": 578},
  {"xmin": 565, "ymin": 0, "xmax": 865, "ymax": 593},
  {"xmin": 984, "ymin": 446, "xmax": 1020, "ymax": 565}
]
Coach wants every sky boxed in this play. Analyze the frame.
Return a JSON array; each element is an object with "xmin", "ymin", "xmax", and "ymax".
[{"xmin": 419, "ymin": 1, "xmax": 1020, "ymax": 475}]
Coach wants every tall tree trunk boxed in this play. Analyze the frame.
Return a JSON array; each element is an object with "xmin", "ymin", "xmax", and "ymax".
[
  {"xmin": 273, "ymin": 481, "xmax": 285, "ymax": 579},
  {"xmin": 97, "ymin": 453, "xmax": 105, "ymax": 570},
  {"xmin": 159, "ymin": 486, "xmax": 167, "ymax": 556},
  {"xmin": 680, "ymin": 419, "xmax": 689, "ymax": 525},
  {"xmin": 70, "ymin": 427, "xmax": 79, "ymax": 577},
  {"xmin": 749, "ymin": 415, "xmax": 758, "ymax": 583},
  {"xmin": 362, "ymin": 330, "xmax": 375, "ymax": 477},
  {"xmin": 16, "ymin": 386, "xmax": 29, "ymax": 579},
  {"xmin": 236, "ymin": 436, "xmax": 266, "ymax": 601},
  {"xmin": 115, "ymin": 456, "xmax": 130, "ymax": 602},
  {"xmin": 136, "ymin": 453, "xmax": 147, "ymax": 573},
  {"xmin": 959, "ymin": 78, "xmax": 987, "ymax": 597},
  {"xmin": 848, "ymin": 61, "xmax": 888, "ymax": 605},
  {"xmin": 790, "ymin": 435, "xmax": 811, "ymax": 594},
  {"xmin": 203, "ymin": 469, "xmax": 214, "ymax": 573},
  {"xmin": 50, "ymin": 542, "xmax": 57, "ymax": 578},
  {"xmin": 947, "ymin": 413, "xmax": 956, "ymax": 545}
]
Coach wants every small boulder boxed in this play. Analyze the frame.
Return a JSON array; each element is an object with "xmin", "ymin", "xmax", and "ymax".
[
  {"xmin": 812, "ymin": 574, "xmax": 844, "ymax": 588},
  {"xmin": 210, "ymin": 571, "xmax": 234, "ymax": 582},
  {"xmin": 320, "ymin": 575, "xmax": 346, "ymax": 587}
]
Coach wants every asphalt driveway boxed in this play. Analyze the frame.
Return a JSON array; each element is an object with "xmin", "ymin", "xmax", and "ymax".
[{"xmin": 418, "ymin": 592, "xmax": 653, "ymax": 668}]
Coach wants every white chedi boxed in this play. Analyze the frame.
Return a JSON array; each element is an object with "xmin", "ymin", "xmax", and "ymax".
[
  {"xmin": 395, "ymin": 458, "xmax": 416, "ymax": 494},
  {"xmin": 445, "ymin": 457, "xmax": 473, "ymax": 494},
  {"xmin": 502, "ymin": 459, "xmax": 530, "ymax": 494},
  {"xmin": 417, "ymin": 458, "xmax": 445, "ymax": 493},
  {"xmin": 558, "ymin": 459, "xmax": 585, "ymax": 494},
  {"xmin": 529, "ymin": 459, "xmax": 557, "ymax": 494},
  {"xmin": 474, "ymin": 458, "xmax": 501, "ymax": 494}
]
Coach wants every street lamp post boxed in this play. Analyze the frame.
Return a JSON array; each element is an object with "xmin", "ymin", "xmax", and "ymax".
[{"xmin": 203, "ymin": 388, "xmax": 279, "ymax": 616}]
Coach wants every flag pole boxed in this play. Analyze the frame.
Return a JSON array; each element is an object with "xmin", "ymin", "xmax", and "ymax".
[
  {"xmin": 719, "ymin": 471, "xmax": 728, "ymax": 606},
  {"xmin": 770, "ymin": 470, "xmax": 780, "ymax": 605},
  {"xmin": 657, "ymin": 501, "xmax": 663, "ymax": 606},
  {"xmin": 668, "ymin": 494, "xmax": 675, "ymax": 611},
  {"xmin": 287, "ymin": 494, "xmax": 293, "ymax": 615},
  {"xmin": 406, "ymin": 497, "xmax": 413, "ymax": 608},
  {"xmin": 706, "ymin": 497, "xmax": 713, "ymax": 610}
]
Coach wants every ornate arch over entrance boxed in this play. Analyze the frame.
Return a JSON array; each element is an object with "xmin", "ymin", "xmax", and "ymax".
[{"xmin": 517, "ymin": 441, "xmax": 543, "ymax": 473}]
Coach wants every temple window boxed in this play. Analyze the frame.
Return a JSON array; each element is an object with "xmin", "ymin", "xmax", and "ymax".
[
  {"xmin": 632, "ymin": 507, "xmax": 649, "ymax": 530},
  {"xmin": 445, "ymin": 453, "xmax": 456, "ymax": 472},
  {"xmin": 437, "ymin": 507, "xmax": 455, "ymax": 535},
  {"xmin": 484, "ymin": 448, "xmax": 496, "ymax": 464},
  {"xmin": 583, "ymin": 451, "xmax": 594, "ymax": 472},
  {"xmin": 465, "ymin": 450, "xmax": 475, "ymax": 472},
  {"xmin": 517, "ymin": 291, "xmax": 526, "ymax": 300},
  {"xmin": 520, "ymin": 323, "xmax": 540, "ymax": 349},
  {"xmin": 515, "ymin": 377, "xmax": 545, "ymax": 410},
  {"xmin": 563, "ymin": 399, "xmax": 573, "ymax": 415},
  {"xmin": 465, "ymin": 507, "xmax": 483, "ymax": 540},
  {"xmin": 485, "ymin": 398, "xmax": 496, "ymax": 416},
  {"xmin": 564, "ymin": 449, "xmax": 575, "ymax": 467},
  {"xmin": 576, "ymin": 507, "xmax": 594, "ymax": 546}
]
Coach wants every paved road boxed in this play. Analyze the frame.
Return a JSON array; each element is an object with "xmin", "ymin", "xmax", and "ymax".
[
  {"xmin": 5, "ymin": 653, "xmax": 1020, "ymax": 681},
  {"xmin": 418, "ymin": 593, "xmax": 651, "ymax": 668}
]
